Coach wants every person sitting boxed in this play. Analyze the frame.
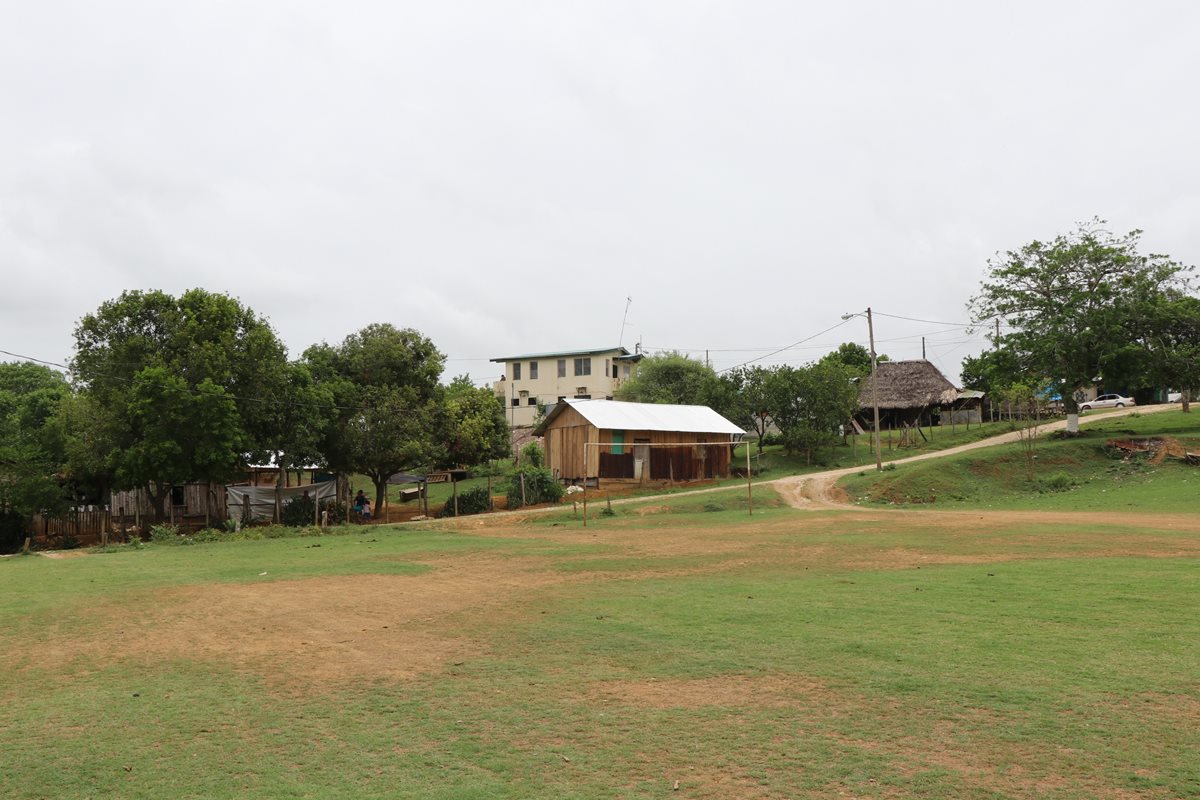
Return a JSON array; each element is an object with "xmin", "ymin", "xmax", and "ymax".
[{"xmin": 354, "ymin": 490, "xmax": 372, "ymax": 521}]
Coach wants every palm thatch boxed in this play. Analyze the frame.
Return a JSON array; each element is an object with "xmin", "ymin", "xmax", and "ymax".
[{"xmin": 856, "ymin": 360, "xmax": 959, "ymax": 410}]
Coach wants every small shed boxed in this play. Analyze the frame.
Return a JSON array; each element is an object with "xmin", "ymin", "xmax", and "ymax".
[
  {"xmin": 535, "ymin": 399, "xmax": 744, "ymax": 484},
  {"xmin": 855, "ymin": 360, "xmax": 960, "ymax": 428}
]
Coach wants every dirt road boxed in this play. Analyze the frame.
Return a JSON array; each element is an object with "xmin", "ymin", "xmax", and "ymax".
[{"xmin": 772, "ymin": 404, "xmax": 1179, "ymax": 510}]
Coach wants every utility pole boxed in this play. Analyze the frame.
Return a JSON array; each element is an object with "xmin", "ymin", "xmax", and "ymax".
[
  {"xmin": 922, "ymin": 336, "xmax": 926, "ymax": 360},
  {"xmin": 868, "ymin": 307, "xmax": 882, "ymax": 472}
]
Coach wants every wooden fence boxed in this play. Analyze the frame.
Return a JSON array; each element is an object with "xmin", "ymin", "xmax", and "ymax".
[{"xmin": 30, "ymin": 509, "xmax": 113, "ymax": 549}]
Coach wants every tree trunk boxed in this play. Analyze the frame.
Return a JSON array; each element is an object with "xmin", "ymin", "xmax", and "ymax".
[
  {"xmin": 149, "ymin": 482, "xmax": 170, "ymax": 524},
  {"xmin": 1063, "ymin": 393, "xmax": 1081, "ymax": 434},
  {"xmin": 1183, "ymin": 390, "xmax": 1191, "ymax": 414},
  {"xmin": 373, "ymin": 478, "xmax": 387, "ymax": 524}
]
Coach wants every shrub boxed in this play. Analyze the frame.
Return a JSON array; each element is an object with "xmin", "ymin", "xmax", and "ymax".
[
  {"xmin": 703, "ymin": 501, "xmax": 725, "ymax": 512},
  {"xmin": 321, "ymin": 499, "xmax": 347, "ymax": 524},
  {"xmin": 882, "ymin": 463, "xmax": 897, "ymax": 472},
  {"xmin": 281, "ymin": 494, "xmax": 317, "ymax": 527},
  {"xmin": 1039, "ymin": 472, "xmax": 1075, "ymax": 493},
  {"xmin": 149, "ymin": 523, "xmax": 181, "ymax": 543},
  {"xmin": 439, "ymin": 486, "xmax": 493, "ymax": 517},
  {"xmin": 505, "ymin": 466, "xmax": 564, "ymax": 509},
  {"xmin": 520, "ymin": 441, "xmax": 544, "ymax": 468}
]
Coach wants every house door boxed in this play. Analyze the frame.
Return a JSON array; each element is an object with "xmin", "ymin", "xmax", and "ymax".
[{"xmin": 634, "ymin": 438, "xmax": 650, "ymax": 480}]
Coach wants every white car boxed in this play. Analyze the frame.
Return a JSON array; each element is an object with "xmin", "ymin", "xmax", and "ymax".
[
  {"xmin": 1080, "ymin": 393, "xmax": 1135, "ymax": 410},
  {"xmin": 1168, "ymin": 391, "xmax": 1183, "ymax": 403}
]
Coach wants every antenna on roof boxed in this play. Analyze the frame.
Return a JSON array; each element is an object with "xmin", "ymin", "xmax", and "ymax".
[{"xmin": 618, "ymin": 296, "xmax": 633, "ymax": 348}]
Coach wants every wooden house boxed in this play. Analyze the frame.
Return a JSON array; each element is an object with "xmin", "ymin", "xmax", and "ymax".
[
  {"xmin": 855, "ymin": 360, "xmax": 960, "ymax": 429},
  {"xmin": 534, "ymin": 399, "xmax": 744, "ymax": 484}
]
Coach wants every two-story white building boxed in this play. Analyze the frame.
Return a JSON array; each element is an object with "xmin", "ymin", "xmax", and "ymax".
[{"xmin": 491, "ymin": 346, "xmax": 643, "ymax": 427}]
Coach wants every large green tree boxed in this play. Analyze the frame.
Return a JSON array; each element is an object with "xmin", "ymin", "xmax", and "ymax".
[
  {"xmin": 71, "ymin": 289, "xmax": 289, "ymax": 520},
  {"xmin": 441, "ymin": 376, "xmax": 510, "ymax": 469},
  {"xmin": 614, "ymin": 352, "xmax": 720, "ymax": 407},
  {"xmin": 764, "ymin": 362, "xmax": 859, "ymax": 463},
  {"xmin": 0, "ymin": 362, "xmax": 71, "ymax": 551},
  {"xmin": 306, "ymin": 324, "xmax": 445, "ymax": 514},
  {"xmin": 969, "ymin": 219, "xmax": 1193, "ymax": 432},
  {"xmin": 1135, "ymin": 292, "xmax": 1200, "ymax": 412},
  {"xmin": 717, "ymin": 366, "xmax": 772, "ymax": 453},
  {"xmin": 959, "ymin": 348, "xmax": 1023, "ymax": 395}
]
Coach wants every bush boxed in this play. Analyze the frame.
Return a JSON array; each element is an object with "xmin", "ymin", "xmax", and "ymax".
[
  {"xmin": 505, "ymin": 467, "xmax": 564, "ymax": 509},
  {"xmin": 520, "ymin": 441, "xmax": 544, "ymax": 468},
  {"xmin": 1039, "ymin": 472, "xmax": 1075, "ymax": 493},
  {"xmin": 149, "ymin": 523, "xmax": 181, "ymax": 543},
  {"xmin": 281, "ymin": 494, "xmax": 317, "ymax": 527},
  {"xmin": 321, "ymin": 499, "xmax": 347, "ymax": 524},
  {"xmin": 703, "ymin": 501, "xmax": 725, "ymax": 512},
  {"xmin": 439, "ymin": 486, "xmax": 493, "ymax": 517}
]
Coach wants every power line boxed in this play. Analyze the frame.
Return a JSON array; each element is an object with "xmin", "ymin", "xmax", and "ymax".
[{"xmin": 714, "ymin": 317, "xmax": 857, "ymax": 374}]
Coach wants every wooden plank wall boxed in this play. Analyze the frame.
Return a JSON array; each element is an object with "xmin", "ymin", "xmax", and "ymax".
[
  {"xmin": 542, "ymin": 409, "xmax": 735, "ymax": 482},
  {"xmin": 110, "ymin": 482, "xmax": 228, "ymax": 523},
  {"xmin": 31, "ymin": 509, "xmax": 112, "ymax": 548}
]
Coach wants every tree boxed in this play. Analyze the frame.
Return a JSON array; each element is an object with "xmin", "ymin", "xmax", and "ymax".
[
  {"xmin": 71, "ymin": 289, "xmax": 289, "ymax": 520},
  {"xmin": 306, "ymin": 324, "xmax": 445, "ymax": 515},
  {"xmin": 441, "ymin": 376, "xmax": 510, "ymax": 468},
  {"xmin": 114, "ymin": 367, "xmax": 243, "ymax": 516},
  {"xmin": 1135, "ymin": 293, "xmax": 1200, "ymax": 412},
  {"xmin": 764, "ymin": 362, "xmax": 859, "ymax": 463},
  {"xmin": 959, "ymin": 348, "xmax": 1023, "ymax": 395},
  {"xmin": 614, "ymin": 352, "xmax": 720, "ymax": 406},
  {"xmin": 970, "ymin": 219, "xmax": 1193, "ymax": 432},
  {"xmin": 819, "ymin": 342, "xmax": 884, "ymax": 374},
  {"xmin": 0, "ymin": 362, "xmax": 71, "ymax": 551},
  {"xmin": 718, "ymin": 367, "xmax": 772, "ymax": 453}
]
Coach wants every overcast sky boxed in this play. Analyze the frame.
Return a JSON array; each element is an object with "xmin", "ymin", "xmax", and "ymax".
[{"xmin": 3, "ymin": 1, "xmax": 1198, "ymax": 386}]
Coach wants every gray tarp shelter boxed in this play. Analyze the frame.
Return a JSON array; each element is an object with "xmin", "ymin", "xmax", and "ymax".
[{"xmin": 226, "ymin": 480, "xmax": 337, "ymax": 522}]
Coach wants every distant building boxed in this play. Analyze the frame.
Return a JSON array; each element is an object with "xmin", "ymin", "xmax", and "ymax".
[
  {"xmin": 855, "ymin": 359, "xmax": 959, "ymax": 428},
  {"xmin": 535, "ymin": 398, "xmax": 743, "ymax": 484},
  {"xmin": 491, "ymin": 346, "xmax": 642, "ymax": 427}
]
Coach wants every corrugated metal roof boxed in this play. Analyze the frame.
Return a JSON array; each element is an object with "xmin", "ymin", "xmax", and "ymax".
[
  {"xmin": 537, "ymin": 398, "xmax": 743, "ymax": 436},
  {"xmin": 491, "ymin": 346, "xmax": 630, "ymax": 363}
]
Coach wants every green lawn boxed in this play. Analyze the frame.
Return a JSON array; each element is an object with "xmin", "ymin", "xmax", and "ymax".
[
  {"xmin": 2, "ymin": 484, "xmax": 1197, "ymax": 798},
  {"xmin": 840, "ymin": 410, "xmax": 1200, "ymax": 512}
]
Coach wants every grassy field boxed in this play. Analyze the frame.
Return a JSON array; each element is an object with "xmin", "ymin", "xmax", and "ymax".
[
  {"xmin": 355, "ymin": 418, "xmax": 1035, "ymax": 516},
  {"xmin": 840, "ymin": 409, "xmax": 1200, "ymax": 512},
  {"xmin": 2, "ymin": 480, "xmax": 1198, "ymax": 799}
]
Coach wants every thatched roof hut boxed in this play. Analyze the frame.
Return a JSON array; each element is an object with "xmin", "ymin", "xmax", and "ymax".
[{"xmin": 856, "ymin": 360, "xmax": 959, "ymax": 427}]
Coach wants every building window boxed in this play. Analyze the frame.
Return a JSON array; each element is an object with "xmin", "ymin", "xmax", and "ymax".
[
  {"xmin": 557, "ymin": 359, "xmax": 566, "ymax": 377},
  {"xmin": 557, "ymin": 395, "xmax": 565, "ymax": 402},
  {"xmin": 623, "ymin": 364, "xmax": 631, "ymax": 378},
  {"xmin": 574, "ymin": 394, "xmax": 591, "ymax": 399},
  {"xmin": 512, "ymin": 362, "xmax": 521, "ymax": 380},
  {"xmin": 529, "ymin": 361, "xmax": 538, "ymax": 380},
  {"xmin": 612, "ymin": 363, "xmax": 618, "ymax": 378},
  {"xmin": 574, "ymin": 357, "xmax": 591, "ymax": 376},
  {"xmin": 511, "ymin": 398, "xmax": 520, "ymax": 407},
  {"xmin": 527, "ymin": 396, "xmax": 537, "ymax": 406}
]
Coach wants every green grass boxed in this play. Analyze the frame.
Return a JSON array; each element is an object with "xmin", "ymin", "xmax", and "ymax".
[
  {"xmin": 840, "ymin": 410, "xmax": 1200, "ymax": 512},
  {"xmin": 2, "ymin": 498, "xmax": 1198, "ymax": 798}
]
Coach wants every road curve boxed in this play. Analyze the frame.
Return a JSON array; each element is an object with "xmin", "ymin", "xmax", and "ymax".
[{"xmin": 771, "ymin": 404, "xmax": 1179, "ymax": 510}]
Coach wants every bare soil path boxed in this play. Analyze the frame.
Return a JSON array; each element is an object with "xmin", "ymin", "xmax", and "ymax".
[{"xmin": 771, "ymin": 404, "xmax": 1178, "ymax": 510}]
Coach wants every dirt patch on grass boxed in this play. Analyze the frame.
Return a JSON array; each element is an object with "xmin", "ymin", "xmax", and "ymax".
[
  {"xmin": 632, "ymin": 505, "xmax": 672, "ymax": 516},
  {"xmin": 588, "ymin": 674, "xmax": 832, "ymax": 709},
  {"xmin": 12, "ymin": 554, "xmax": 568, "ymax": 688}
]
